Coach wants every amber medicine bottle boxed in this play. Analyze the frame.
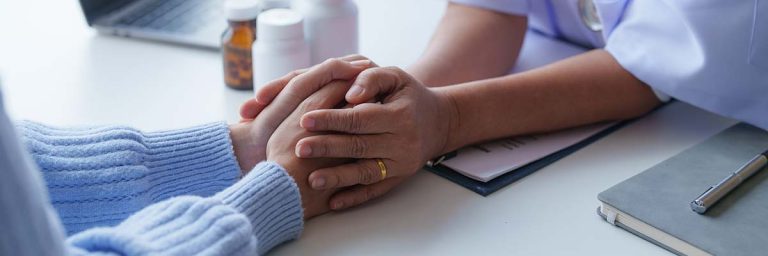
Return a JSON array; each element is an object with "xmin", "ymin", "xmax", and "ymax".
[{"xmin": 222, "ymin": 0, "xmax": 260, "ymax": 90}]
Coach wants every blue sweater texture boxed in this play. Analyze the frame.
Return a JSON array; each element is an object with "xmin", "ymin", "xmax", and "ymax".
[{"xmin": 1, "ymin": 120, "xmax": 303, "ymax": 255}]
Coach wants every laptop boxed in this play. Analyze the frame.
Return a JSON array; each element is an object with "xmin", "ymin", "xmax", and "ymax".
[{"xmin": 79, "ymin": 0, "xmax": 227, "ymax": 49}]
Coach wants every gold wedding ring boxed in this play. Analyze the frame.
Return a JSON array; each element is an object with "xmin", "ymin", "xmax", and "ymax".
[{"xmin": 376, "ymin": 158, "xmax": 388, "ymax": 180}]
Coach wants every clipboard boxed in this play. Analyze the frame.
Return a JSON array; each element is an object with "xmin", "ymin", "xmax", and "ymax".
[{"xmin": 425, "ymin": 122, "xmax": 626, "ymax": 196}]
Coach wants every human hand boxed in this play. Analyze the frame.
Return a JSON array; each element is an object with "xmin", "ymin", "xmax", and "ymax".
[
  {"xmin": 230, "ymin": 58, "xmax": 372, "ymax": 172},
  {"xmin": 266, "ymin": 79, "xmax": 354, "ymax": 219},
  {"xmin": 239, "ymin": 55, "xmax": 375, "ymax": 122},
  {"xmin": 296, "ymin": 66, "xmax": 458, "ymax": 210}
]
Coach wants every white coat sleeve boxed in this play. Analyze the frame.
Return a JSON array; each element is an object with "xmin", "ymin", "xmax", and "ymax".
[
  {"xmin": 603, "ymin": 0, "xmax": 768, "ymax": 130},
  {"xmin": 449, "ymin": 0, "xmax": 530, "ymax": 16}
]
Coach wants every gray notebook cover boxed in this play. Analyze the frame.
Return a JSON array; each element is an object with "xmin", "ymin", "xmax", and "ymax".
[{"xmin": 598, "ymin": 123, "xmax": 768, "ymax": 256}]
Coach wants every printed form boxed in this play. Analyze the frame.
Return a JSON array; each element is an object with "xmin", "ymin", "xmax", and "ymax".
[{"xmin": 442, "ymin": 123, "xmax": 614, "ymax": 182}]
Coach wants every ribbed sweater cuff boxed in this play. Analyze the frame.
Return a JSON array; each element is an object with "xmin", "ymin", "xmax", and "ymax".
[
  {"xmin": 67, "ymin": 196, "xmax": 260, "ymax": 256},
  {"xmin": 143, "ymin": 122, "xmax": 241, "ymax": 200},
  {"xmin": 215, "ymin": 162, "xmax": 304, "ymax": 255},
  {"xmin": 18, "ymin": 121, "xmax": 242, "ymax": 233}
]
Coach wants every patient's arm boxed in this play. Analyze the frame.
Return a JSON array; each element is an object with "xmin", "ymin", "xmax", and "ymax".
[
  {"xmin": 18, "ymin": 121, "xmax": 242, "ymax": 234},
  {"xmin": 407, "ymin": 3, "xmax": 528, "ymax": 87}
]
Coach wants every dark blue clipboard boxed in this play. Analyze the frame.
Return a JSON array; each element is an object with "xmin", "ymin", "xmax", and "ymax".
[{"xmin": 425, "ymin": 122, "xmax": 627, "ymax": 196}]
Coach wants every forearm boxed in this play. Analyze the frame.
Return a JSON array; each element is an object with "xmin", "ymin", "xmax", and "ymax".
[
  {"xmin": 438, "ymin": 50, "xmax": 661, "ymax": 152},
  {"xmin": 407, "ymin": 3, "xmax": 527, "ymax": 86},
  {"xmin": 67, "ymin": 162, "xmax": 303, "ymax": 256},
  {"xmin": 19, "ymin": 121, "xmax": 241, "ymax": 234}
]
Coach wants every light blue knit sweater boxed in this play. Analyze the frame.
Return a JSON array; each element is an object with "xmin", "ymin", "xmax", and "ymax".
[{"xmin": 1, "ymin": 115, "xmax": 304, "ymax": 254}]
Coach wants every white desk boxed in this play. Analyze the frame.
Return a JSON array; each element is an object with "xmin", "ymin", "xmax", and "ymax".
[{"xmin": 0, "ymin": 1, "xmax": 736, "ymax": 255}]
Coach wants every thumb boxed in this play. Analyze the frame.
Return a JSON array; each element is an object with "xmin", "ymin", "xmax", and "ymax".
[{"xmin": 345, "ymin": 67, "xmax": 409, "ymax": 104}]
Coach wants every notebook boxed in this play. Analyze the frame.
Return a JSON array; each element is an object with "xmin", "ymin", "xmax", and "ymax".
[{"xmin": 597, "ymin": 123, "xmax": 768, "ymax": 256}]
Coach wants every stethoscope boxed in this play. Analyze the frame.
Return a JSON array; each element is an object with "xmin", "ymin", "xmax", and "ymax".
[
  {"xmin": 544, "ymin": 0, "xmax": 606, "ymax": 47},
  {"xmin": 579, "ymin": 0, "xmax": 603, "ymax": 32},
  {"xmin": 578, "ymin": 0, "xmax": 605, "ymax": 47}
]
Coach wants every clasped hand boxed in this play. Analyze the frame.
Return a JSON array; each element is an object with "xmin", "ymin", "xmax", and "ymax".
[{"xmin": 240, "ymin": 55, "xmax": 458, "ymax": 215}]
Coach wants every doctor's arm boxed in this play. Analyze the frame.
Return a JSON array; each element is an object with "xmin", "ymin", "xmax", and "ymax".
[
  {"xmin": 296, "ymin": 50, "xmax": 662, "ymax": 209},
  {"xmin": 407, "ymin": 3, "xmax": 528, "ymax": 87}
]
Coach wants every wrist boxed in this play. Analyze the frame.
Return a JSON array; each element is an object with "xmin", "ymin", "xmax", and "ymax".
[
  {"xmin": 229, "ymin": 123, "xmax": 257, "ymax": 174},
  {"xmin": 432, "ymin": 86, "xmax": 462, "ymax": 156}
]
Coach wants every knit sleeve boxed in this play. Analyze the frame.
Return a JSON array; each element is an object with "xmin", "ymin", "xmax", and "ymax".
[
  {"xmin": 17, "ymin": 121, "xmax": 242, "ymax": 234},
  {"xmin": 66, "ymin": 162, "xmax": 303, "ymax": 256}
]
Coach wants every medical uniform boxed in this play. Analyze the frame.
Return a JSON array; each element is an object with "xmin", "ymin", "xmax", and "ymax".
[{"xmin": 451, "ymin": 0, "xmax": 768, "ymax": 130}]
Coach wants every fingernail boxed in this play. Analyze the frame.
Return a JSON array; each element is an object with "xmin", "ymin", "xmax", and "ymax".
[
  {"xmin": 254, "ymin": 92, "xmax": 270, "ymax": 105},
  {"xmin": 296, "ymin": 144, "xmax": 312, "ymax": 157},
  {"xmin": 349, "ymin": 60, "xmax": 371, "ymax": 67},
  {"xmin": 311, "ymin": 178, "xmax": 326, "ymax": 189},
  {"xmin": 332, "ymin": 201, "xmax": 344, "ymax": 210},
  {"xmin": 255, "ymin": 96, "xmax": 265, "ymax": 104},
  {"xmin": 346, "ymin": 85, "xmax": 364, "ymax": 98},
  {"xmin": 301, "ymin": 117, "xmax": 315, "ymax": 129}
]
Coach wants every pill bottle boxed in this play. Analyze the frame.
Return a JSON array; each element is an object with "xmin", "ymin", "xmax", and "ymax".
[
  {"xmin": 252, "ymin": 9, "xmax": 310, "ymax": 89},
  {"xmin": 258, "ymin": 0, "xmax": 291, "ymax": 11},
  {"xmin": 292, "ymin": 0, "xmax": 358, "ymax": 65},
  {"xmin": 222, "ymin": 0, "xmax": 260, "ymax": 90}
]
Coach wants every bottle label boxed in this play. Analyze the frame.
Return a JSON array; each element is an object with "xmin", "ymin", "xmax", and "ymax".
[{"xmin": 223, "ymin": 44, "xmax": 254, "ymax": 89}]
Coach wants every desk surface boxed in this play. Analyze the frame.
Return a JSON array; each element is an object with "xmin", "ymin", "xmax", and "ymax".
[{"xmin": 0, "ymin": 0, "xmax": 736, "ymax": 255}]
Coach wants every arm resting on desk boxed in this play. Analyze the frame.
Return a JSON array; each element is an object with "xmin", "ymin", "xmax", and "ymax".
[
  {"xmin": 17, "ymin": 121, "xmax": 242, "ymax": 234},
  {"xmin": 295, "ymin": 50, "xmax": 662, "ymax": 209},
  {"xmin": 440, "ymin": 50, "xmax": 662, "ymax": 151},
  {"xmin": 67, "ymin": 162, "xmax": 303, "ymax": 256},
  {"xmin": 2, "ymin": 120, "xmax": 304, "ymax": 255},
  {"xmin": 408, "ymin": 3, "xmax": 528, "ymax": 86}
]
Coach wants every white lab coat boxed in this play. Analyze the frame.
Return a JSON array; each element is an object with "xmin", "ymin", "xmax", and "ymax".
[{"xmin": 451, "ymin": 0, "xmax": 768, "ymax": 130}]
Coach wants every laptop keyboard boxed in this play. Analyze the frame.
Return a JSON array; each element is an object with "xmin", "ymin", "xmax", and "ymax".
[{"xmin": 115, "ymin": 0, "xmax": 223, "ymax": 34}]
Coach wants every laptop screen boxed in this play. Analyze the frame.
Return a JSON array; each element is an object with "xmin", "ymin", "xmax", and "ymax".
[{"xmin": 79, "ymin": 0, "xmax": 136, "ymax": 25}]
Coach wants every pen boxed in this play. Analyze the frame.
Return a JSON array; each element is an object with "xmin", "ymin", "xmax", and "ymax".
[
  {"xmin": 690, "ymin": 149, "xmax": 768, "ymax": 214},
  {"xmin": 426, "ymin": 151, "xmax": 458, "ymax": 167}
]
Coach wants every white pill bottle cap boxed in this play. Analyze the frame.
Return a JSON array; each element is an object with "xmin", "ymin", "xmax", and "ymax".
[
  {"xmin": 258, "ymin": 0, "xmax": 291, "ymax": 10},
  {"xmin": 225, "ymin": 0, "xmax": 261, "ymax": 21},
  {"xmin": 257, "ymin": 9, "xmax": 304, "ymax": 40}
]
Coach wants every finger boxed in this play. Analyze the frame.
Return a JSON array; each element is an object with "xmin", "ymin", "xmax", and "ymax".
[
  {"xmin": 252, "ymin": 60, "xmax": 368, "ymax": 133},
  {"xmin": 328, "ymin": 177, "xmax": 405, "ymax": 210},
  {"xmin": 241, "ymin": 70, "xmax": 305, "ymax": 120},
  {"xmin": 257, "ymin": 58, "xmax": 371, "ymax": 106},
  {"xmin": 302, "ymin": 80, "xmax": 353, "ymax": 111},
  {"xmin": 308, "ymin": 159, "xmax": 396, "ymax": 189},
  {"xmin": 300, "ymin": 103, "xmax": 393, "ymax": 133},
  {"xmin": 281, "ymin": 58, "xmax": 372, "ymax": 106},
  {"xmin": 242, "ymin": 59, "xmax": 371, "ymax": 120},
  {"xmin": 239, "ymin": 98, "xmax": 266, "ymax": 121},
  {"xmin": 345, "ymin": 66, "xmax": 411, "ymax": 104},
  {"xmin": 295, "ymin": 134, "xmax": 393, "ymax": 158},
  {"xmin": 250, "ymin": 79, "xmax": 349, "ymax": 145},
  {"xmin": 339, "ymin": 54, "xmax": 379, "ymax": 66},
  {"xmin": 255, "ymin": 68, "xmax": 306, "ymax": 104}
]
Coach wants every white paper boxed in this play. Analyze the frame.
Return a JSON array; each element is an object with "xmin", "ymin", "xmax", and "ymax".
[{"xmin": 442, "ymin": 123, "xmax": 614, "ymax": 182}]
